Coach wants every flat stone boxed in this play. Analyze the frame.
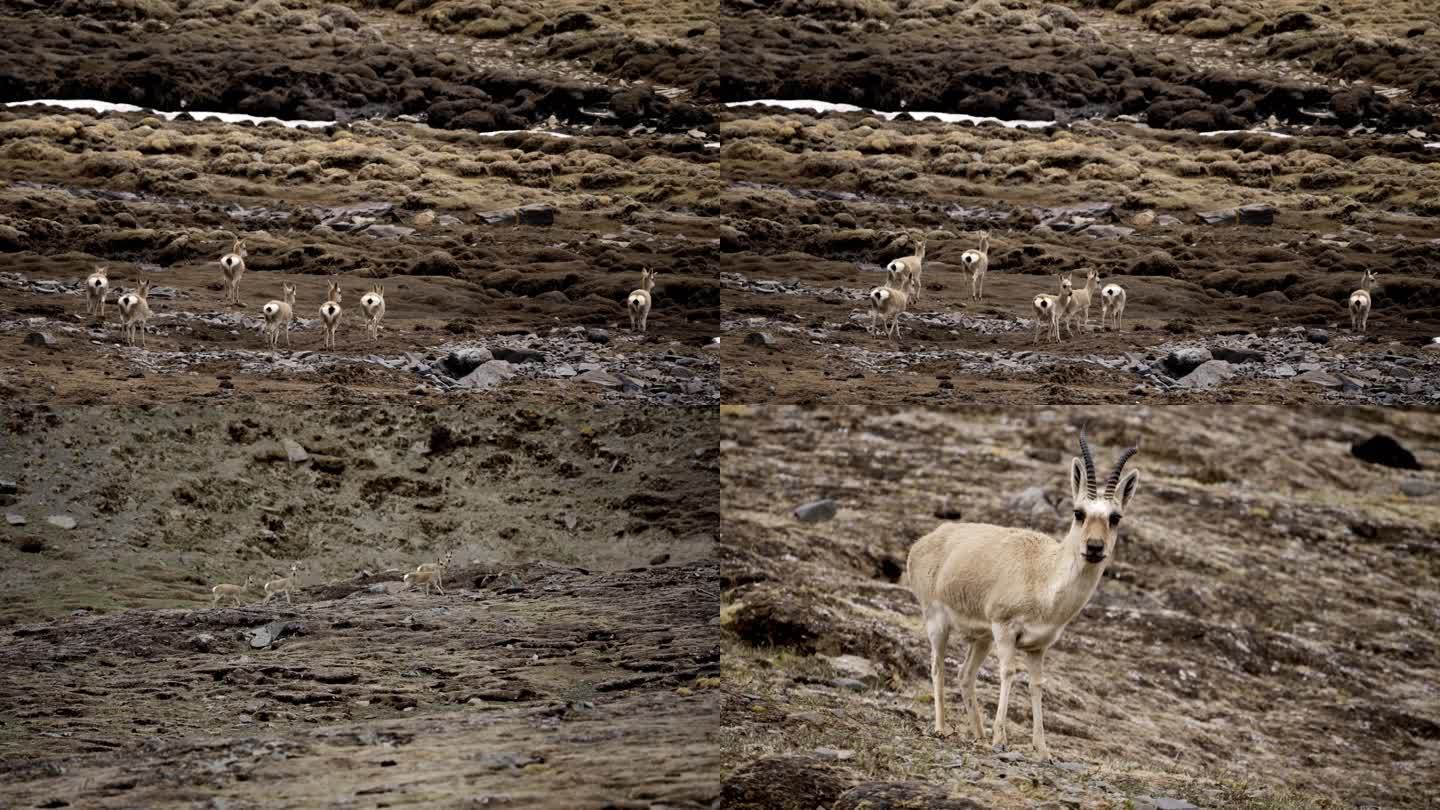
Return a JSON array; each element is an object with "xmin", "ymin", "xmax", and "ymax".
[
  {"xmin": 442, "ymin": 347, "xmax": 493, "ymax": 377},
  {"xmin": 1211, "ymin": 347, "xmax": 1264, "ymax": 364},
  {"xmin": 745, "ymin": 332, "xmax": 775, "ymax": 347},
  {"xmin": 830, "ymin": 677, "xmax": 866, "ymax": 692},
  {"xmin": 6, "ymin": 513, "xmax": 25, "ymax": 525},
  {"xmin": 1162, "ymin": 347, "xmax": 1212, "ymax": 377},
  {"xmin": 1154, "ymin": 799, "xmax": 1199, "ymax": 810},
  {"xmin": 1399, "ymin": 479, "xmax": 1438, "ymax": 497},
  {"xmin": 282, "ymin": 439, "xmax": 309, "ymax": 464},
  {"xmin": 1294, "ymin": 369, "xmax": 1343, "ymax": 388},
  {"xmin": 585, "ymin": 328, "xmax": 610, "ymax": 345},
  {"xmin": 46, "ymin": 515, "xmax": 77, "ymax": 530},
  {"xmin": 0, "ymin": 480, "xmax": 16, "ymax": 495},
  {"xmin": 1177, "ymin": 359, "xmax": 1234, "ymax": 390},
  {"xmin": 793, "ymin": 499, "xmax": 838, "ymax": 522},
  {"xmin": 457, "ymin": 360, "xmax": 517, "ymax": 390},
  {"xmin": 24, "ymin": 331, "xmax": 56, "ymax": 348},
  {"xmin": 575, "ymin": 369, "xmax": 623, "ymax": 389},
  {"xmin": 1306, "ymin": 328, "xmax": 1330, "ymax": 344}
]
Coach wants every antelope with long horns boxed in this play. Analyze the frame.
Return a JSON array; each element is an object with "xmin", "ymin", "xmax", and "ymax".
[{"xmin": 907, "ymin": 431, "xmax": 1141, "ymax": 759}]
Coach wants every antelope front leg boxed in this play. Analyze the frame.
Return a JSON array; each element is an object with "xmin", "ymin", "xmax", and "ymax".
[
  {"xmin": 990, "ymin": 625, "xmax": 1017, "ymax": 749},
  {"xmin": 1026, "ymin": 649, "xmax": 1051, "ymax": 760},
  {"xmin": 925, "ymin": 612, "xmax": 952, "ymax": 735}
]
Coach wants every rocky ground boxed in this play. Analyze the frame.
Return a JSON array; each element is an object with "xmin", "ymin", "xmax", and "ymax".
[
  {"xmin": 0, "ymin": 0, "xmax": 720, "ymax": 405},
  {"xmin": 720, "ymin": 405, "xmax": 1440, "ymax": 808},
  {"xmin": 717, "ymin": 0, "xmax": 1440, "ymax": 404}
]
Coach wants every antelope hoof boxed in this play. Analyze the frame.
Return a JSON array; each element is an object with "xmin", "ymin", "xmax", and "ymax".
[
  {"xmin": 991, "ymin": 742, "xmax": 1008, "ymax": 753},
  {"xmin": 933, "ymin": 723, "xmax": 953, "ymax": 737}
]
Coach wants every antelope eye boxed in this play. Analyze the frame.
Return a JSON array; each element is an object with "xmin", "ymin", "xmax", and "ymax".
[
  {"xmin": 1073, "ymin": 509, "xmax": 1084, "ymax": 522},
  {"xmin": 1109, "ymin": 513, "xmax": 1122, "ymax": 527}
]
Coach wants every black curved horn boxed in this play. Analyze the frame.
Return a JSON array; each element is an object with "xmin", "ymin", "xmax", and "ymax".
[
  {"xmin": 1105, "ymin": 447, "xmax": 1139, "ymax": 499},
  {"xmin": 1078, "ymin": 429, "xmax": 1097, "ymax": 499}
]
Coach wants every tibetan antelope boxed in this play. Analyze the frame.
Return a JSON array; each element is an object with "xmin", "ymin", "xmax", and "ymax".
[
  {"xmin": 403, "ymin": 569, "xmax": 445, "ymax": 595},
  {"xmin": 1348, "ymin": 269, "xmax": 1377, "ymax": 334},
  {"xmin": 85, "ymin": 266, "xmax": 109, "ymax": 318},
  {"xmin": 1066, "ymin": 268, "xmax": 1099, "ymax": 330},
  {"xmin": 263, "ymin": 564, "xmax": 299, "ymax": 605},
  {"xmin": 360, "ymin": 284, "xmax": 386, "ymax": 342},
  {"xmin": 117, "ymin": 280, "xmax": 154, "ymax": 348},
  {"xmin": 869, "ymin": 269, "xmax": 911, "ymax": 340},
  {"xmin": 220, "ymin": 239, "xmax": 247, "ymax": 306},
  {"xmin": 627, "ymin": 267, "xmax": 657, "ymax": 333},
  {"xmin": 1031, "ymin": 274, "xmax": 1074, "ymax": 344},
  {"xmin": 416, "ymin": 551, "xmax": 452, "ymax": 577},
  {"xmin": 1100, "ymin": 283, "xmax": 1126, "ymax": 331},
  {"xmin": 261, "ymin": 283, "xmax": 297, "ymax": 351},
  {"xmin": 886, "ymin": 232, "xmax": 926, "ymax": 304},
  {"xmin": 960, "ymin": 232, "xmax": 990, "ymax": 302},
  {"xmin": 319, "ymin": 278, "xmax": 343, "ymax": 349},
  {"xmin": 211, "ymin": 577, "xmax": 252, "ymax": 607},
  {"xmin": 908, "ymin": 431, "xmax": 1140, "ymax": 760}
]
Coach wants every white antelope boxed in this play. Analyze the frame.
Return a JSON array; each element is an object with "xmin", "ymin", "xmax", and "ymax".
[
  {"xmin": 960, "ymin": 232, "xmax": 990, "ymax": 302},
  {"xmin": 85, "ymin": 266, "xmax": 109, "ymax": 318},
  {"xmin": 1065, "ymin": 268, "xmax": 1099, "ymax": 330},
  {"xmin": 627, "ymin": 267, "xmax": 657, "ymax": 333},
  {"xmin": 261, "ymin": 283, "xmax": 297, "ymax": 351},
  {"xmin": 1099, "ymin": 283, "xmax": 1126, "ymax": 331},
  {"xmin": 1031, "ymin": 274, "xmax": 1074, "ymax": 344},
  {"xmin": 220, "ymin": 239, "xmax": 248, "ymax": 306},
  {"xmin": 869, "ymin": 269, "xmax": 911, "ymax": 340},
  {"xmin": 360, "ymin": 284, "xmax": 386, "ymax": 342},
  {"xmin": 319, "ymin": 278, "xmax": 343, "ymax": 349},
  {"xmin": 211, "ymin": 577, "xmax": 252, "ymax": 607},
  {"xmin": 263, "ymin": 564, "xmax": 299, "ymax": 605},
  {"xmin": 1348, "ymin": 269, "xmax": 1377, "ymax": 334},
  {"xmin": 885, "ymin": 232, "xmax": 926, "ymax": 304},
  {"xmin": 908, "ymin": 432, "xmax": 1140, "ymax": 759},
  {"xmin": 117, "ymin": 280, "xmax": 154, "ymax": 348}
]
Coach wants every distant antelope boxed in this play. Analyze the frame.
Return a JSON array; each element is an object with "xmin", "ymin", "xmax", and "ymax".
[
  {"xmin": 85, "ymin": 266, "xmax": 109, "ymax": 318},
  {"xmin": 360, "ymin": 284, "xmax": 386, "ymax": 342},
  {"xmin": 117, "ymin": 280, "xmax": 153, "ymax": 348},
  {"xmin": 869, "ymin": 269, "xmax": 911, "ymax": 340},
  {"xmin": 1100, "ymin": 283, "xmax": 1127, "ymax": 331},
  {"xmin": 319, "ymin": 278, "xmax": 343, "ymax": 349},
  {"xmin": 263, "ymin": 564, "xmax": 299, "ymax": 605},
  {"xmin": 403, "ymin": 569, "xmax": 445, "ymax": 595},
  {"xmin": 1348, "ymin": 269, "xmax": 1377, "ymax": 333},
  {"xmin": 261, "ymin": 283, "xmax": 297, "ymax": 351},
  {"xmin": 908, "ymin": 431, "xmax": 1140, "ymax": 759},
  {"xmin": 220, "ymin": 239, "xmax": 248, "ymax": 306},
  {"xmin": 886, "ymin": 232, "xmax": 926, "ymax": 304},
  {"xmin": 960, "ymin": 232, "xmax": 990, "ymax": 302},
  {"xmin": 1031, "ymin": 274, "xmax": 1074, "ymax": 344},
  {"xmin": 627, "ymin": 267, "xmax": 657, "ymax": 333},
  {"xmin": 211, "ymin": 577, "xmax": 252, "ymax": 607},
  {"xmin": 416, "ymin": 551, "xmax": 453, "ymax": 577}
]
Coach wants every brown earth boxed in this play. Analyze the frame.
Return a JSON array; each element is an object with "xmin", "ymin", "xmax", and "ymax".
[{"xmin": 719, "ymin": 404, "xmax": 1440, "ymax": 809}]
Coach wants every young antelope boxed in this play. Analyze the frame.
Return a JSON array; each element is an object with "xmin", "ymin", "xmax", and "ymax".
[
  {"xmin": 885, "ymin": 232, "xmax": 927, "ymax": 304},
  {"xmin": 117, "ymin": 280, "xmax": 154, "ymax": 348},
  {"xmin": 85, "ymin": 266, "xmax": 110, "ymax": 318},
  {"xmin": 360, "ymin": 284, "xmax": 386, "ymax": 342},
  {"xmin": 403, "ymin": 569, "xmax": 446, "ymax": 595},
  {"xmin": 627, "ymin": 267, "xmax": 657, "ymax": 333},
  {"xmin": 220, "ymin": 239, "xmax": 248, "ymax": 307},
  {"xmin": 319, "ymin": 278, "xmax": 343, "ymax": 349},
  {"xmin": 1348, "ymin": 269, "xmax": 1377, "ymax": 334},
  {"xmin": 211, "ymin": 576, "xmax": 253, "ymax": 607},
  {"xmin": 960, "ymin": 232, "xmax": 990, "ymax": 302},
  {"xmin": 261, "ymin": 283, "xmax": 297, "ymax": 351},
  {"xmin": 908, "ymin": 431, "xmax": 1140, "ymax": 759},
  {"xmin": 263, "ymin": 564, "xmax": 299, "ymax": 605},
  {"xmin": 1099, "ymin": 283, "xmax": 1127, "ymax": 331}
]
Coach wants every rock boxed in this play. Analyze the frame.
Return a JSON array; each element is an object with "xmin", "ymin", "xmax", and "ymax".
[
  {"xmin": 24, "ymin": 331, "xmax": 57, "ymax": 348},
  {"xmin": 1127, "ymin": 250, "xmax": 1181, "ymax": 277},
  {"xmin": 745, "ymin": 332, "xmax": 776, "ymax": 347},
  {"xmin": 476, "ymin": 205, "xmax": 556, "ymax": 226},
  {"xmin": 409, "ymin": 251, "xmax": 461, "ymax": 276},
  {"xmin": 996, "ymin": 751, "xmax": 1024, "ymax": 762},
  {"xmin": 1006, "ymin": 486, "xmax": 1054, "ymax": 519},
  {"xmin": 830, "ymin": 677, "xmax": 866, "ymax": 692},
  {"xmin": 1211, "ymin": 347, "xmax": 1263, "ymax": 364},
  {"xmin": 1306, "ymin": 328, "xmax": 1330, "ymax": 345},
  {"xmin": 1294, "ymin": 369, "xmax": 1343, "ymax": 389},
  {"xmin": 457, "ymin": 360, "xmax": 516, "ymax": 390},
  {"xmin": 813, "ymin": 747, "xmax": 854, "ymax": 761},
  {"xmin": 1272, "ymin": 364, "xmax": 1297, "ymax": 377},
  {"xmin": 0, "ymin": 480, "xmax": 16, "ymax": 495},
  {"xmin": 574, "ymin": 369, "xmax": 623, "ymax": 389},
  {"xmin": 1131, "ymin": 210, "xmax": 1156, "ymax": 227},
  {"xmin": 585, "ymin": 328, "xmax": 610, "ymax": 345},
  {"xmin": 824, "ymin": 654, "xmax": 881, "ymax": 685},
  {"xmin": 492, "ymin": 348, "xmax": 545, "ymax": 364},
  {"xmin": 249, "ymin": 621, "xmax": 300, "ymax": 649},
  {"xmin": 1198, "ymin": 204, "xmax": 1275, "ymax": 226},
  {"xmin": 1079, "ymin": 224, "xmax": 1135, "ymax": 239},
  {"xmin": 835, "ymin": 782, "xmax": 986, "ymax": 809},
  {"xmin": 1399, "ymin": 479, "xmax": 1438, "ymax": 498},
  {"xmin": 442, "ymin": 348, "xmax": 493, "ymax": 377},
  {"xmin": 1162, "ymin": 347, "xmax": 1212, "ymax": 377},
  {"xmin": 649, "ymin": 553, "xmax": 671, "ymax": 566},
  {"xmin": 189, "ymin": 633, "xmax": 218, "ymax": 653},
  {"xmin": 1177, "ymin": 360, "xmax": 1234, "ymax": 389},
  {"xmin": 282, "ymin": 439, "xmax": 309, "ymax": 463},
  {"xmin": 1154, "ymin": 799, "xmax": 1199, "ymax": 810},
  {"xmin": 792, "ymin": 499, "xmax": 838, "ymax": 523},
  {"xmin": 1351, "ymin": 435, "xmax": 1422, "ymax": 470},
  {"xmin": 535, "ymin": 290, "xmax": 569, "ymax": 304},
  {"xmin": 722, "ymin": 755, "xmax": 851, "ymax": 810},
  {"xmin": 46, "ymin": 515, "xmax": 77, "ymax": 530},
  {"xmin": 6, "ymin": 513, "xmax": 25, "ymax": 525},
  {"xmin": 362, "ymin": 224, "xmax": 415, "ymax": 240}
]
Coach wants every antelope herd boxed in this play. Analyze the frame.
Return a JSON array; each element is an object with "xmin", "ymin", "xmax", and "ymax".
[
  {"xmin": 74, "ymin": 241, "xmax": 664, "ymax": 350},
  {"xmin": 208, "ymin": 553, "xmax": 454, "ymax": 609},
  {"xmin": 869, "ymin": 231, "xmax": 1381, "ymax": 344}
]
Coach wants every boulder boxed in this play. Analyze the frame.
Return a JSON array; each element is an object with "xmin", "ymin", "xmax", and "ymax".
[
  {"xmin": 1177, "ymin": 359, "xmax": 1234, "ymax": 389},
  {"xmin": 1162, "ymin": 347, "xmax": 1212, "ymax": 377},
  {"xmin": 1351, "ymin": 435, "xmax": 1422, "ymax": 470}
]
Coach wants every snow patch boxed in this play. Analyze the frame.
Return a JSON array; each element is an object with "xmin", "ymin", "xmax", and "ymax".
[
  {"xmin": 725, "ymin": 99, "xmax": 1054, "ymax": 130},
  {"xmin": 5, "ymin": 99, "xmax": 333, "ymax": 129}
]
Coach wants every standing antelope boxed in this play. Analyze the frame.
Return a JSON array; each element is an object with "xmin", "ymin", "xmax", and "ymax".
[
  {"xmin": 1031, "ymin": 274, "xmax": 1074, "ymax": 344},
  {"xmin": 1066, "ymin": 268, "xmax": 1099, "ymax": 330},
  {"xmin": 319, "ymin": 278, "xmax": 343, "ymax": 349},
  {"xmin": 1100, "ymin": 283, "xmax": 1127, "ymax": 331},
  {"xmin": 117, "ymin": 280, "xmax": 154, "ymax": 348},
  {"xmin": 261, "ymin": 283, "xmax": 297, "ymax": 351},
  {"xmin": 627, "ymin": 267, "xmax": 657, "ymax": 333},
  {"xmin": 85, "ymin": 266, "xmax": 109, "ymax": 318},
  {"xmin": 869, "ymin": 269, "xmax": 911, "ymax": 340},
  {"xmin": 960, "ymin": 232, "xmax": 990, "ymax": 302},
  {"xmin": 403, "ymin": 569, "xmax": 446, "ymax": 595},
  {"xmin": 886, "ymin": 232, "xmax": 926, "ymax": 304},
  {"xmin": 1348, "ymin": 269, "xmax": 1377, "ymax": 334},
  {"xmin": 211, "ymin": 577, "xmax": 252, "ymax": 607},
  {"xmin": 360, "ymin": 284, "xmax": 386, "ymax": 342},
  {"xmin": 416, "ymin": 551, "xmax": 452, "ymax": 578},
  {"xmin": 263, "ymin": 564, "xmax": 299, "ymax": 605},
  {"xmin": 220, "ymin": 239, "xmax": 248, "ymax": 306},
  {"xmin": 908, "ymin": 432, "xmax": 1140, "ymax": 760}
]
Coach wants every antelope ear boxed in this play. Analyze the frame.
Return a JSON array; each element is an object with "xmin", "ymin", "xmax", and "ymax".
[
  {"xmin": 1116, "ymin": 469, "xmax": 1140, "ymax": 511},
  {"xmin": 1070, "ymin": 456, "xmax": 1087, "ymax": 502}
]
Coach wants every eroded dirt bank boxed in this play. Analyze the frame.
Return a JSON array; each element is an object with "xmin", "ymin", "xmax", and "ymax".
[{"xmin": 720, "ymin": 405, "xmax": 1440, "ymax": 808}]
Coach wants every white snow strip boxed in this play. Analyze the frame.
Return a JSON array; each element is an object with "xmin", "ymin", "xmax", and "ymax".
[
  {"xmin": 1199, "ymin": 129, "xmax": 1295, "ymax": 139},
  {"xmin": 704, "ymin": 141, "xmax": 720, "ymax": 149},
  {"xmin": 725, "ymin": 99, "xmax": 1054, "ymax": 130},
  {"xmin": 5, "ymin": 98, "xmax": 334, "ymax": 129},
  {"xmin": 475, "ymin": 129, "xmax": 574, "ymax": 139},
  {"xmin": 1426, "ymin": 142, "xmax": 1440, "ymax": 149}
]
